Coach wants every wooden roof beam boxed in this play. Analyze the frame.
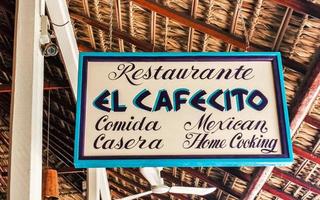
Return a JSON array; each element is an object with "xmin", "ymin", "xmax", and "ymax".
[
  {"xmin": 78, "ymin": 42, "xmax": 96, "ymax": 52},
  {"xmin": 187, "ymin": 0, "xmax": 198, "ymax": 52},
  {"xmin": 282, "ymin": 58, "xmax": 307, "ymax": 74},
  {"xmin": 272, "ymin": 8, "xmax": 293, "ymax": 51},
  {"xmin": 150, "ymin": 7, "xmax": 157, "ymax": 51},
  {"xmin": 114, "ymin": 0, "xmax": 124, "ymax": 52},
  {"xmin": 243, "ymin": 60, "xmax": 320, "ymax": 199},
  {"xmin": 70, "ymin": 11, "xmax": 160, "ymax": 52},
  {"xmin": 109, "ymin": 186, "xmax": 128, "ymax": 199},
  {"xmin": 226, "ymin": 0, "xmax": 243, "ymax": 52},
  {"xmin": 129, "ymin": 1, "xmax": 136, "ymax": 52},
  {"xmin": 293, "ymin": 145, "xmax": 320, "ymax": 164},
  {"xmin": 220, "ymin": 167, "xmax": 251, "ymax": 182},
  {"xmin": 131, "ymin": 0, "xmax": 307, "ymax": 74},
  {"xmin": 82, "ymin": 0, "xmax": 96, "ymax": 50},
  {"xmin": 272, "ymin": 168, "xmax": 320, "ymax": 195},
  {"xmin": 270, "ymin": 0, "xmax": 320, "ymax": 19},
  {"xmin": 261, "ymin": 184, "xmax": 295, "ymax": 200},
  {"xmin": 304, "ymin": 115, "xmax": 320, "ymax": 129},
  {"xmin": 201, "ymin": 0, "xmax": 214, "ymax": 52},
  {"xmin": 0, "ymin": 82, "xmax": 69, "ymax": 93},
  {"xmin": 107, "ymin": 170, "xmax": 149, "ymax": 192}
]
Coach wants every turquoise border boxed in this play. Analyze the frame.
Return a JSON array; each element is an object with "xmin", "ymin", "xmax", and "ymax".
[
  {"xmin": 74, "ymin": 52, "xmax": 293, "ymax": 168},
  {"xmin": 276, "ymin": 53, "xmax": 294, "ymax": 162}
]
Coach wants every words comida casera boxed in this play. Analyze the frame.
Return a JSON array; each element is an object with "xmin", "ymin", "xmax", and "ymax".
[{"xmin": 74, "ymin": 52, "xmax": 293, "ymax": 168}]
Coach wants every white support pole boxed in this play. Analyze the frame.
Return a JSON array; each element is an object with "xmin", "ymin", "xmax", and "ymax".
[
  {"xmin": 8, "ymin": 0, "xmax": 44, "ymax": 199},
  {"xmin": 87, "ymin": 169, "xmax": 100, "ymax": 200},
  {"xmin": 87, "ymin": 168, "xmax": 111, "ymax": 200},
  {"xmin": 99, "ymin": 169, "xmax": 112, "ymax": 200},
  {"xmin": 46, "ymin": 1, "xmax": 111, "ymax": 199}
]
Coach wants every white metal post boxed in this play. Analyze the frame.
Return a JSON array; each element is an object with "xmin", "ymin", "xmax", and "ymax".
[
  {"xmin": 46, "ymin": 1, "xmax": 111, "ymax": 199},
  {"xmin": 87, "ymin": 169, "xmax": 100, "ymax": 200},
  {"xmin": 8, "ymin": 0, "xmax": 44, "ymax": 199},
  {"xmin": 99, "ymin": 168, "xmax": 112, "ymax": 200},
  {"xmin": 87, "ymin": 168, "xmax": 111, "ymax": 200}
]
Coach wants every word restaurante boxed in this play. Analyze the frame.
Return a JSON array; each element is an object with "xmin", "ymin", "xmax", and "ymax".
[{"xmin": 107, "ymin": 63, "xmax": 254, "ymax": 85}]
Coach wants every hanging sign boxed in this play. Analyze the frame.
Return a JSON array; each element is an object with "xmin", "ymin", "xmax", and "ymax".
[{"xmin": 74, "ymin": 52, "xmax": 293, "ymax": 168}]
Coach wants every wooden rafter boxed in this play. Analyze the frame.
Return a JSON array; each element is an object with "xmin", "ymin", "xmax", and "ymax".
[
  {"xmin": 261, "ymin": 184, "xmax": 295, "ymax": 200},
  {"xmin": 129, "ymin": 1, "xmax": 136, "ymax": 52},
  {"xmin": 272, "ymin": 168, "xmax": 320, "ymax": 195},
  {"xmin": 270, "ymin": 0, "xmax": 320, "ymax": 19},
  {"xmin": 272, "ymin": 8, "xmax": 293, "ymax": 51},
  {"xmin": 92, "ymin": 0, "xmax": 107, "ymax": 51},
  {"xmin": 150, "ymin": 9, "xmax": 157, "ymax": 51},
  {"xmin": 283, "ymin": 57, "xmax": 307, "ymax": 74},
  {"xmin": 248, "ymin": 0, "xmax": 263, "ymax": 42},
  {"xmin": 70, "ymin": 11, "xmax": 160, "ymax": 52},
  {"xmin": 293, "ymin": 145, "xmax": 320, "ymax": 164},
  {"xmin": 221, "ymin": 167, "xmax": 251, "ymax": 182},
  {"xmin": 114, "ymin": 0, "xmax": 124, "ymax": 52},
  {"xmin": 82, "ymin": 0, "xmax": 96, "ymax": 50},
  {"xmin": 304, "ymin": 115, "xmax": 320, "ymax": 129},
  {"xmin": 163, "ymin": 9, "xmax": 169, "ymax": 51},
  {"xmin": 226, "ymin": 0, "xmax": 243, "ymax": 52},
  {"xmin": 78, "ymin": 41, "xmax": 95, "ymax": 52},
  {"xmin": 0, "ymin": 82, "xmax": 69, "ymax": 93},
  {"xmin": 107, "ymin": 170, "xmax": 149, "ymax": 192},
  {"xmin": 289, "ymin": 15, "xmax": 308, "ymax": 59},
  {"xmin": 201, "ymin": 0, "xmax": 214, "ymax": 52},
  {"xmin": 187, "ymin": 0, "xmax": 198, "ymax": 52}
]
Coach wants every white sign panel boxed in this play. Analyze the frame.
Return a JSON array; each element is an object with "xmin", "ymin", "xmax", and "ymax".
[{"xmin": 74, "ymin": 52, "xmax": 293, "ymax": 168}]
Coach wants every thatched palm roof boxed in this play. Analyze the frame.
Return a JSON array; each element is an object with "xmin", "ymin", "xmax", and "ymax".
[{"xmin": 0, "ymin": 0, "xmax": 320, "ymax": 199}]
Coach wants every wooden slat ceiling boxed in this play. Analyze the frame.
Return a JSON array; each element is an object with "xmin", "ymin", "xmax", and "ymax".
[{"xmin": 0, "ymin": 0, "xmax": 320, "ymax": 200}]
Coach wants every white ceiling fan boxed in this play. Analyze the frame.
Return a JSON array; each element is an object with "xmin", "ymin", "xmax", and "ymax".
[{"xmin": 116, "ymin": 167, "xmax": 216, "ymax": 200}]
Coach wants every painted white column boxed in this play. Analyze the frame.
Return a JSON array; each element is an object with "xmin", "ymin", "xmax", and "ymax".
[
  {"xmin": 87, "ymin": 169, "xmax": 100, "ymax": 200},
  {"xmin": 46, "ymin": 1, "xmax": 111, "ymax": 199},
  {"xmin": 8, "ymin": 0, "xmax": 44, "ymax": 199},
  {"xmin": 87, "ymin": 168, "xmax": 111, "ymax": 200},
  {"xmin": 99, "ymin": 168, "xmax": 112, "ymax": 200}
]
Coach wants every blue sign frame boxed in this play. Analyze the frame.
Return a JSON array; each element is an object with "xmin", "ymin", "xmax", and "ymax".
[{"xmin": 74, "ymin": 52, "xmax": 293, "ymax": 168}]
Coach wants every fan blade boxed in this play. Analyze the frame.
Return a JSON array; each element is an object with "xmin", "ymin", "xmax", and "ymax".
[
  {"xmin": 169, "ymin": 186, "xmax": 216, "ymax": 195},
  {"xmin": 117, "ymin": 191, "xmax": 153, "ymax": 200},
  {"xmin": 140, "ymin": 167, "xmax": 164, "ymax": 186}
]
